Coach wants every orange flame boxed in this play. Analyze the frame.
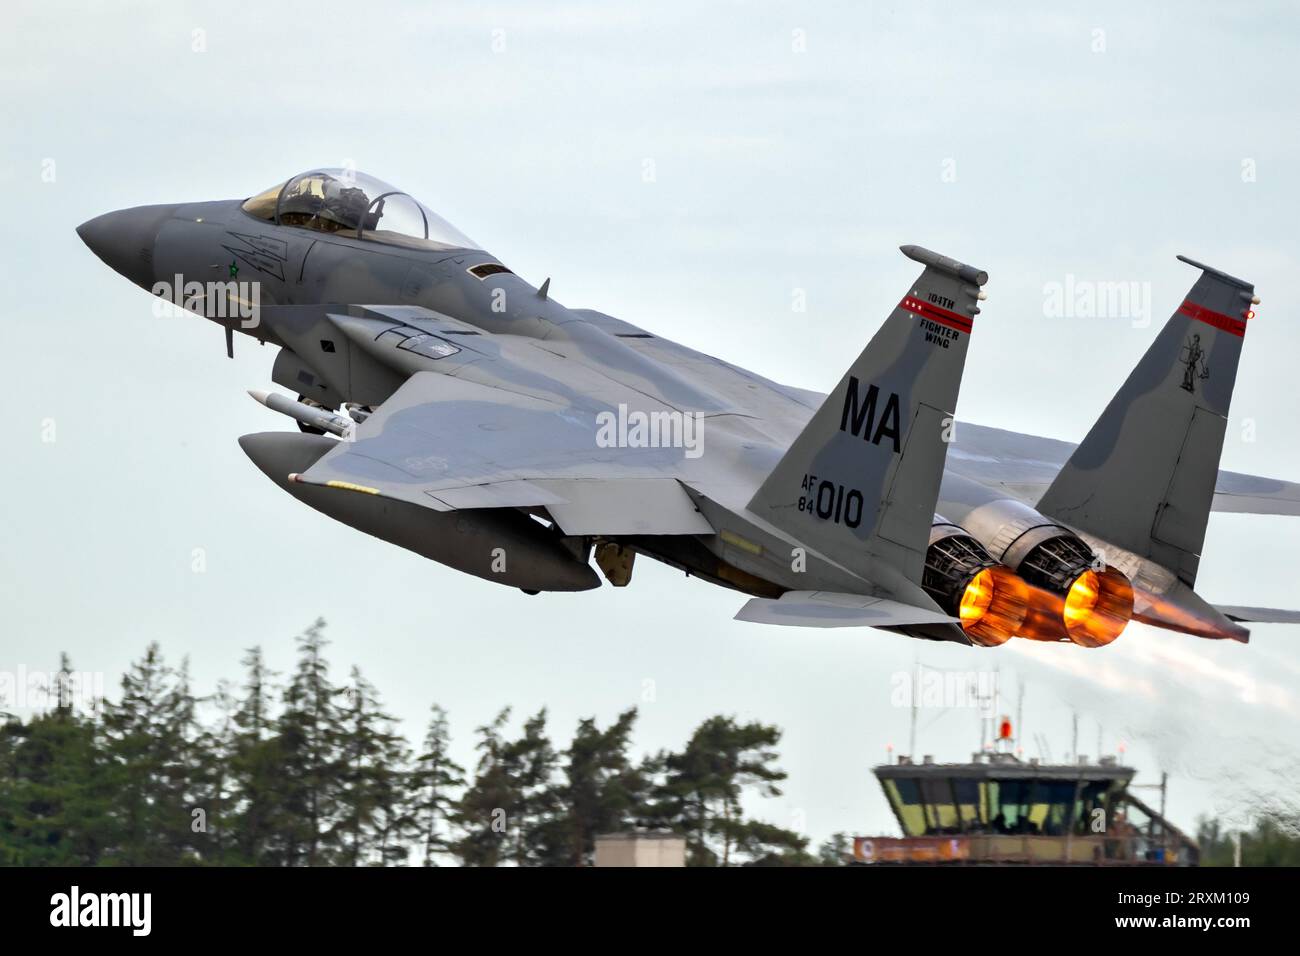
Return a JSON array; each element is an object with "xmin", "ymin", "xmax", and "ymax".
[
  {"xmin": 1014, "ymin": 567, "xmax": 1134, "ymax": 647},
  {"xmin": 958, "ymin": 566, "xmax": 1029, "ymax": 647}
]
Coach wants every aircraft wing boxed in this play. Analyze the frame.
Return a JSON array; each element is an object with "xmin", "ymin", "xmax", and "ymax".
[
  {"xmin": 1208, "ymin": 473, "xmax": 1300, "ymax": 516},
  {"xmin": 293, "ymin": 368, "xmax": 715, "ymax": 536},
  {"xmin": 572, "ymin": 307, "xmax": 821, "ymax": 443},
  {"xmin": 562, "ymin": 310, "xmax": 1300, "ymax": 518},
  {"xmin": 943, "ymin": 422, "xmax": 1300, "ymax": 516},
  {"xmin": 574, "ymin": 315, "xmax": 1300, "ymax": 519},
  {"xmin": 280, "ymin": 292, "xmax": 1300, "ymax": 562}
]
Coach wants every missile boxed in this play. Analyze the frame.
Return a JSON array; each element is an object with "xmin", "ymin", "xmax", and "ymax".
[{"xmin": 248, "ymin": 389, "xmax": 354, "ymax": 438}]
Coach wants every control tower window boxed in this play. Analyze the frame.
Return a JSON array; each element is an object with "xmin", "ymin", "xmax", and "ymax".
[{"xmin": 881, "ymin": 778, "xmax": 928, "ymax": 836}]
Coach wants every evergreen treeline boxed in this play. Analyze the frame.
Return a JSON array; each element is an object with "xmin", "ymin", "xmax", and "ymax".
[
  {"xmin": 1197, "ymin": 814, "xmax": 1300, "ymax": 867},
  {"xmin": 0, "ymin": 619, "xmax": 846, "ymax": 866}
]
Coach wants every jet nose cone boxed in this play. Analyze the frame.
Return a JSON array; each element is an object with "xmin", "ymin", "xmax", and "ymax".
[{"xmin": 77, "ymin": 203, "xmax": 183, "ymax": 289}]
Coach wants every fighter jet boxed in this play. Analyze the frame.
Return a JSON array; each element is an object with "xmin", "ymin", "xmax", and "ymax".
[{"xmin": 77, "ymin": 169, "xmax": 1300, "ymax": 647}]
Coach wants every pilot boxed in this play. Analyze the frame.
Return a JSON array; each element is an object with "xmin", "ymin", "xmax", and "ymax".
[
  {"xmin": 278, "ymin": 183, "xmax": 322, "ymax": 227},
  {"xmin": 316, "ymin": 177, "xmax": 370, "ymax": 233}
]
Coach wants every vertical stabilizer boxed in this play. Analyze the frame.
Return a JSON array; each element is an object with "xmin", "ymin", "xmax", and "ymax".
[
  {"xmin": 1037, "ymin": 256, "xmax": 1257, "ymax": 585},
  {"xmin": 748, "ymin": 245, "xmax": 986, "ymax": 591}
]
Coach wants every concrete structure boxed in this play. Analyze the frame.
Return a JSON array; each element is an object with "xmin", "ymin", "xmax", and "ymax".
[{"xmin": 593, "ymin": 832, "xmax": 687, "ymax": 867}]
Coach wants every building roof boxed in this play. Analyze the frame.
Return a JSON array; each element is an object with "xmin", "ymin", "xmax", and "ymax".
[{"xmin": 875, "ymin": 753, "xmax": 1135, "ymax": 785}]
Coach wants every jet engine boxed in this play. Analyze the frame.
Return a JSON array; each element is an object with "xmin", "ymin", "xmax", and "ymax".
[
  {"xmin": 923, "ymin": 519, "xmax": 1029, "ymax": 647},
  {"xmin": 955, "ymin": 497, "xmax": 1134, "ymax": 647}
]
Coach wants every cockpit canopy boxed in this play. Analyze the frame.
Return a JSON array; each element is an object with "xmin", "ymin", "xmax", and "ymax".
[{"xmin": 241, "ymin": 169, "xmax": 479, "ymax": 252}]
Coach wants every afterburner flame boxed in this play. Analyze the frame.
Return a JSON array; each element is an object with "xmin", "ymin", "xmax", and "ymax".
[
  {"xmin": 959, "ymin": 569, "xmax": 995, "ymax": 623},
  {"xmin": 958, "ymin": 566, "xmax": 1029, "ymax": 647},
  {"xmin": 1014, "ymin": 566, "xmax": 1135, "ymax": 646},
  {"xmin": 1017, "ymin": 587, "xmax": 1070, "ymax": 641},
  {"xmin": 1063, "ymin": 566, "xmax": 1134, "ymax": 647},
  {"xmin": 1064, "ymin": 570, "xmax": 1101, "ymax": 626}
]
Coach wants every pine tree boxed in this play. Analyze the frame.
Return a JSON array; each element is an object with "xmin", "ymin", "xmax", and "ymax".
[
  {"xmin": 193, "ymin": 679, "xmax": 239, "ymax": 863},
  {"xmin": 410, "ymin": 704, "xmax": 465, "ymax": 866},
  {"xmin": 659, "ymin": 715, "xmax": 801, "ymax": 866},
  {"xmin": 100, "ymin": 645, "xmax": 205, "ymax": 865},
  {"xmin": 166, "ymin": 657, "xmax": 210, "ymax": 863},
  {"xmin": 0, "ymin": 713, "xmax": 20, "ymax": 862},
  {"xmin": 503, "ymin": 708, "xmax": 562, "ymax": 866},
  {"xmin": 817, "ymin": 831, "xmax": 853, "ymax": 866},
  {"xmin": 337, "ymin": 666, "xmax": 414, "ymax": 865},
  {"xmin": 268, "ymin": 619, "xmax": 346, "ymax": 865},
  {"xmin": 369, "ymin": 714, "xmax": 417, "ymax": 866},
  {"xmin": 556, "ymin": 708, "xmax": 647, "ymax": 866},
  {"xmin": 0, "ymin": 655, "xmax": 109, "ymax": 865},
  {"xmin": 0, "ymin": 627, "xmax": 836, "ymax": 867},
  {"xmin": 725, "ymin": 819, "xmax": 812, "ymax": 866},
  {"xmin": 454, "ymin": 708, "xmax": 516, "ymax": 866},
  {"xmin": 227, "ymin": 646, "xmax": 281, "ymax": 865}
]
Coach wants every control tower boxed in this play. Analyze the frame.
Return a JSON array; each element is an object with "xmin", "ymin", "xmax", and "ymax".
[{"xmin": 855, "ymin": 750, "xmax": 1198, "ymax": 866}]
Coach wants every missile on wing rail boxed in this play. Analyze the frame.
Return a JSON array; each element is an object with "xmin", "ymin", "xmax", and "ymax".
[{"xmin": 248, "ymin": 389, "xmax": 354, "ymax": 438}]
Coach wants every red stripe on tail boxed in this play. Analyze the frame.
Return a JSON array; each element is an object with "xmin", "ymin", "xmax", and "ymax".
[
  {"xmin": 1178, "ymin": 300, "xmax": 1247, "ymax": 337},
  {"xmin": 900, "ymin": 296, "xmax": 973, "ymax": 334}
]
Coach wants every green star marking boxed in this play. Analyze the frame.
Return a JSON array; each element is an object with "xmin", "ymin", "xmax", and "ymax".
[{"xmin": 229, "ymin": 259, "xmax": 239, "ymax": 279}]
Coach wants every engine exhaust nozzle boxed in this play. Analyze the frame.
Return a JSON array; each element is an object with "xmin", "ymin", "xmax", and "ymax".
[
  {"xmin": 1018, "ymin": 565, "xmax": 1135, "ymax": 646},
  {"xmin": 957, "ymin": 564, "xmax": 1031, "ymax": 647},
  {"xmin": 1061, "ymin": 566, "xmax": 1134, "ymax": 647},
  {"xmin": 924, "ymin": 521, "xmax": 1030, "ymax": 647}
]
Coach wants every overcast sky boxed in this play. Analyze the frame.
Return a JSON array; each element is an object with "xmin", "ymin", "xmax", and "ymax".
[{"xmin": 2, "ymin": 1, "xmax": 1298, "ymax": 846}]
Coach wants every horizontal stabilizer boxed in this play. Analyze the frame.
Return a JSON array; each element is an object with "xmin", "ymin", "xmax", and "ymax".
[
  {"xmin": 1211, "ymin": 472, "xmax": 1300, "ymax": 516},
  {"xmin": 735, "ymin": 590, "xmax": 958, "ymax": 629},
  {"xmin": 1215, "ymin": 605, "xmax": 1300, "ymax": 625}
]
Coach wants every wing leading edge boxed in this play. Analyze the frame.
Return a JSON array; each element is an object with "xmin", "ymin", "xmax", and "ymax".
[{"xmin": 291, "ymin": 368, "xmax": 715, "ymax": 536}]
